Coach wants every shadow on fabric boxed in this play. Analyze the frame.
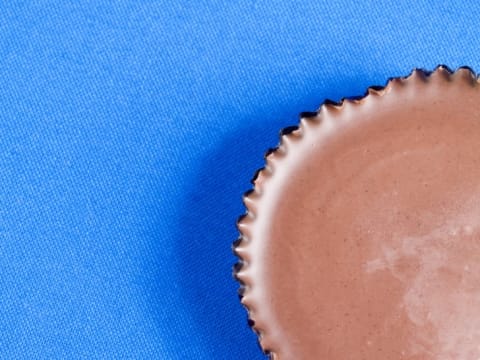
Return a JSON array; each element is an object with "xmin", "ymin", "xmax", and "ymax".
[{"xmin": 173, "ymin": 120, "xmax": 280, "ymax": 359}]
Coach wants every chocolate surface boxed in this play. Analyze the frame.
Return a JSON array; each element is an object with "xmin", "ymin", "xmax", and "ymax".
[{"xmin": 235, "ymin": 67, "xmax": 480, "ymax": 359}]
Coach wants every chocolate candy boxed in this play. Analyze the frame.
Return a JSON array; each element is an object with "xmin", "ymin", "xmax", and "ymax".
[{"xmin": 235, "ymin": 67, "xmax": 480, "ymax": 359}]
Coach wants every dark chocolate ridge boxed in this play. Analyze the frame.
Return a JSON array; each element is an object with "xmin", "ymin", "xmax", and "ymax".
[{"xmin": 232, "ymin": 65, "xmax": 479, "ymax": 359}]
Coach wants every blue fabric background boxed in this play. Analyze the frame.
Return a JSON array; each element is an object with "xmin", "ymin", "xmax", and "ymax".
[{"xmin": 1, "ymin": 1, "xmax": 479, "ymax": 358}]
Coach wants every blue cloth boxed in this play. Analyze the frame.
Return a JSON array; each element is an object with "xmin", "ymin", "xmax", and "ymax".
[{"xmin": 1, "ymin": 1, "xmax": 479, "ymax": 358}]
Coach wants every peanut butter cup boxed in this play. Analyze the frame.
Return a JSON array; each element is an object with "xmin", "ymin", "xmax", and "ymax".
[{"xmin": 234, "ymin": 67, "xmax": 480, "ymax": 359}]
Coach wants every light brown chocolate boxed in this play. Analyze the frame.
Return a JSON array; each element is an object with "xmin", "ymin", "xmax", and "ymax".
[{"xmin": 235, "ymin": 67, "xmax": 480, "ymax": 359}]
